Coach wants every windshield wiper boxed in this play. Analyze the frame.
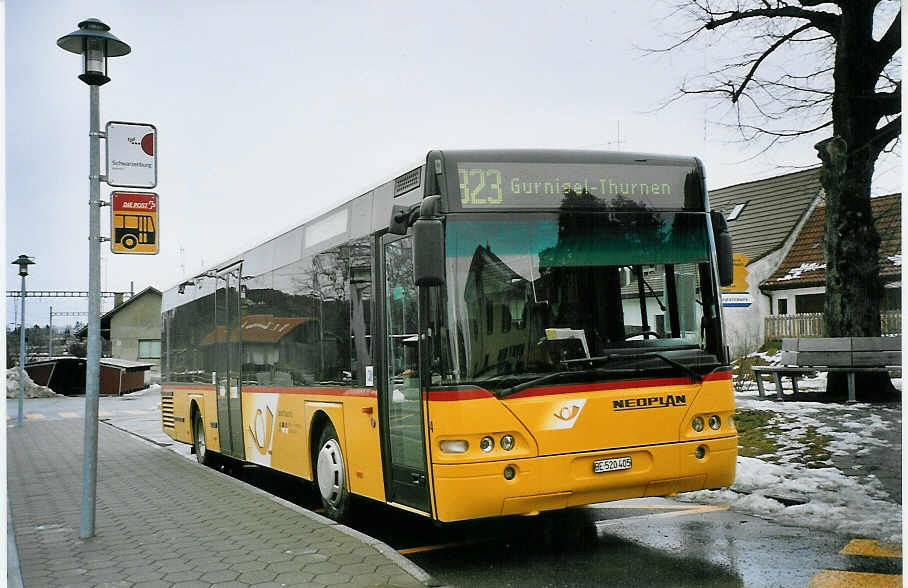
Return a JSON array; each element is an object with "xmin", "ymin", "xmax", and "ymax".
[
  {"xmin": 497, "ymin": 359, "xmax": 643, "ymax": 398},
  {"xmin": 564, "ymin": 351, "xmax": 704, "ymax": 382},
  {"xmin": 644, "ymin": 352, "xmax": 703, "ymax": 382},
  {"xmin": 497, "ymin": 352, "xmax": 706, "ymax": 398}
]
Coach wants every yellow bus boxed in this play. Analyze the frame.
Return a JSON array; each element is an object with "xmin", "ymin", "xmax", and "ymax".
[{"xmin": 161, "ymin": 149, "xmax": 737, "ymax": 522}]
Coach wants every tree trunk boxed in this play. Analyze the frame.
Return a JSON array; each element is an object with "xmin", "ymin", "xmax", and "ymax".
[
  {"xmin": 815, "ymin": 136, "xmax": 897, "ymax": 402},
  {"xmin": 812, "ymin": 2, "xmax": 899, "ymax": 403},
  {"xmin": 816, "ymin": 137, "xmax": 882, "ymax": 340}
]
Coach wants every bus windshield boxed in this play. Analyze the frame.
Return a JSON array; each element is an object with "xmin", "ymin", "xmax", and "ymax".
[{"xmin": 435, "ymin": 211, "xmax": 721, "ymax": 392}]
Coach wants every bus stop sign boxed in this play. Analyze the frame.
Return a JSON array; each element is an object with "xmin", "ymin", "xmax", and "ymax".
[
  {"xmin": 106, "ymin": 121, "xmax": 157, "ymax": 188},
  {"xmin": 110, "ymin": 191, "xmax": 159, "ymax": 255}
]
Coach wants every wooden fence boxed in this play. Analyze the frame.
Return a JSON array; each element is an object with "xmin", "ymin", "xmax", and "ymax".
[{"xmin": 764, "ymin": 311, "xmax": 902, "ymax": 339}]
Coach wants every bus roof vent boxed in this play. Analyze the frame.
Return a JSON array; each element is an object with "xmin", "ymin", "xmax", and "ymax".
[{"xmin": 394, "ymin": 168, "xmax": 421, "ymax": 197}]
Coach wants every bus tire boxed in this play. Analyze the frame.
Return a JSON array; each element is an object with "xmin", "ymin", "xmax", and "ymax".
[
  {"xmin": 192, "ymin": 409, "xmax": 215, "ymax": 467},
  {"xmin": 121, "ymin": 235, "xmax": 138, "ymax": 249},
  {"xmin": 315, "ymin": 423, "xmax": 351, "ymax": 522}
]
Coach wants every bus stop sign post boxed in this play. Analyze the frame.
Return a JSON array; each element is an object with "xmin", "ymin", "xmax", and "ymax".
[{"xmin": 57, "ymin": 17, "xmax": 131, "ymax": 540}]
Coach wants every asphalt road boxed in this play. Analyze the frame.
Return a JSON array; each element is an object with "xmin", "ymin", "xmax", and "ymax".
[{"xmin": 8, "ymin": 390, "xmax": 902, "ymax": 587}]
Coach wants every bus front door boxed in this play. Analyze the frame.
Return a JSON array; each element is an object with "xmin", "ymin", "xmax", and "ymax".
[
  {"xmin": 215, "ymin": 266, "xmax": 245, "ymax": 460},
  {"xmin": 380, "ymin": 235, "xmax": 431, "ymax": 513}
]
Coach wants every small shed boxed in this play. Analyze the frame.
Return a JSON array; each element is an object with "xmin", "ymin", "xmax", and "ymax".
[{"xmin": 25, "ymin": 357, "xmax": 153, "ymax": 396}]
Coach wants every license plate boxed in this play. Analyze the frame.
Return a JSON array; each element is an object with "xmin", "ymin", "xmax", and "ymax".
[{"xmin": 593, "ymin": 456, "xmax": 632, "ymax": 474}]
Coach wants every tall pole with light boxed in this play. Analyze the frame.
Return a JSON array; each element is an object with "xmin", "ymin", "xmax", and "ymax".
[
  {"xmin": 57, "ymin": 18, "xmax": 130, "ymax": 540},
  {"xmin": 11, "ymin": 255, "xmax": 35, "ymax": 427}
]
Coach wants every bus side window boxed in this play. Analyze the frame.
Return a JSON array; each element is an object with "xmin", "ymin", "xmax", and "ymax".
[{"xmin": 348, "ymin": 238, "xmax": 373, "ymax": 387}]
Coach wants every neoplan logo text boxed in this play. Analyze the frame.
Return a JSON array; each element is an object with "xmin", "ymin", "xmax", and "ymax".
[{"xmin": 613, "ymin": 395, "xmax": 687, "ymax": 411}]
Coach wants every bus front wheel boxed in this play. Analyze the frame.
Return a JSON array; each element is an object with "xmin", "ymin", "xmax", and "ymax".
[
  {"xmin": 192, "ymin": 409, "xmax": 215, "ymax": 467},
  {"xmin": 315, "ymin": 423, "xmax": 351, "ymax": 522}
]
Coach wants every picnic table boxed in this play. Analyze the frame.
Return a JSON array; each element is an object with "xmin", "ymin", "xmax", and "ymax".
[{"xmin": 751, "ymin": 336, "xmax": 901, "ymax": 403}]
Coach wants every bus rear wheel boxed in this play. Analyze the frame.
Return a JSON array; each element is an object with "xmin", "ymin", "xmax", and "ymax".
[
  {"xmin": 121, "ymin": 235, "xmax": 138, "ymax": 249},
  {"xmin": 315, "ymin": 423, "xmax": 351, "ymax": 522}
]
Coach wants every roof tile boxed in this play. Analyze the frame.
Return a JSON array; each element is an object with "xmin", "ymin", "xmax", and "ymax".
[{"xmin": 763, "ymin": 193, "xmax": 901, "ymax": 289}]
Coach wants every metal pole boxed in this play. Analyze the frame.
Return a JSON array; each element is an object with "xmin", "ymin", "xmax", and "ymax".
[
  {"xmin": 80, "ymin": 83, "xmax": 101, "ymax": 539},
  {"xmin": 49, "ymin": 306, "xmax": 54, "ymax": 357},
  {"xmin": 17, "ymin": 273, "xmax": 27, "ymax": 426}
]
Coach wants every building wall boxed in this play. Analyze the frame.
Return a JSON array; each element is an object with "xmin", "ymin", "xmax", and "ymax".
[
  {"xmin": 721, "ymin": 195, "xmax": 822, "ymax": 358},
  {"xmin": 722, "ymin": 252, "xmax": 781, "ymax": 357},
  {"xmin": 110, "ymin": 293, "xmax": 162, "ymax": 368},
  {"xmin": 769, "ymin": 286, "xmax": 826, "ymax": 315}
]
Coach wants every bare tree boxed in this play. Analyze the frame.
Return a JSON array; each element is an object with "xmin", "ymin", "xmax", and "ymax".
[{"xmin": 661, "ymin": 0, "xmax": 900, "ymax": 399}]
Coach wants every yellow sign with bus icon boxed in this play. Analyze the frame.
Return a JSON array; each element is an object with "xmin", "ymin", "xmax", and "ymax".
[{"xmin": 111, "ymin": 191, "xmax": 158, "ymax": 254}]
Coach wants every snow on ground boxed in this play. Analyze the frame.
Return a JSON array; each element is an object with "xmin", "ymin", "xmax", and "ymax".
[
  {"xmin": 682, "ymin": 454, "xmax": 901, "ymax": 542},
  {"xmin": 680, "ymin": 350, "xmax": 902, "ymax": 542},
  {"xmin": 124, "ymin": 383, "xmax": 161, "ymax": 397},
  {"xmin": 5, "ymin": 368, "xmax": 60, "ymax": 398}
]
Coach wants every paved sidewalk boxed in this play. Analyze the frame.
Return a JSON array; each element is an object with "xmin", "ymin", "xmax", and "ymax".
[{"xmin": 7, "ymin": 419, "xmax": 432, "ymax": 588}]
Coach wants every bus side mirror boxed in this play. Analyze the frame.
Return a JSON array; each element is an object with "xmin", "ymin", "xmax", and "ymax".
[
  {"xmin": 711, "ymin": 211, "xmax": 734, "ymax": 287},
  {"xmin": 414, "ymin": 218, "xmax": 445, "ymax": 286},
  {"xmin": 389, "ymin": 205, "xmax": 412, "ymax": 236}
]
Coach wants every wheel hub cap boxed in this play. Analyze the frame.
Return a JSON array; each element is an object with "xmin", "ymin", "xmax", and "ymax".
[{"xmin": 317, "ymin": 439, "xmax": 345, "ymax": 507}]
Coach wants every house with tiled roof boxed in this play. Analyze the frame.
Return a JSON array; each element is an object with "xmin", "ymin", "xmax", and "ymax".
[
  {"xmin": 762, "ymin": 193, "xmax": 901, "ymax": 323},
  {"xmin": 709, "ymin": 168, "xmax": 824, "ymax": 354}
]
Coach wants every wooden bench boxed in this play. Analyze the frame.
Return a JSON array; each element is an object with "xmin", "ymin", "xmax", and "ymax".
[{"xmin": 751, "ymin": 336, "xmax": 901, "ymax": 402}]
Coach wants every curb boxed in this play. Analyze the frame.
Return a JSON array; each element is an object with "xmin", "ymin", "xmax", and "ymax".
[
  {"xmin": 6, "ymin": 500, "xmax": 24, "ymax": 588},
  {"xmin": 99, "ymin": 419, "xmax": 439, "ymax": 586}
]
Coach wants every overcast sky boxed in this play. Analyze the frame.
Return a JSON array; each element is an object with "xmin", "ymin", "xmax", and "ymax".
[{"xmin": 4, "ymin": 1, "xmax": 901, "ymax": 330}]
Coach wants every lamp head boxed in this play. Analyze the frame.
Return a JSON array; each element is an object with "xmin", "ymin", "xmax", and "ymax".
[
  {"xmin": 11, "ymin": 255, "xmax": 35, "ymax": 277},
  {"xmin": 57, "ymin": 18, "xmax": 131, "ymax": 86}
]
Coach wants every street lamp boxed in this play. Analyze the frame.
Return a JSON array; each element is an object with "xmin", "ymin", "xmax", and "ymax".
[
  {"xmin": 11, "ymin": 255, "xmax": 35, "ymax": 428},
  {"xmin": 57, "ymin": 18, "xmax": 130, "ymax": 540}
]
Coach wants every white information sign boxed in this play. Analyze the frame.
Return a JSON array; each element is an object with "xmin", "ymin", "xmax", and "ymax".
[
  {"xmin": 721, "ymin": 292, "xmax": 754, "ymax": 308},
  {"xmin": 106, "ymin": 121, "xmax": 157, "ymax": 188}
]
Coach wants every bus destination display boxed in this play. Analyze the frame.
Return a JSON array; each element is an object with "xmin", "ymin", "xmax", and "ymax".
[{"xmin": 455, "ymin": 162, "xmax": 692, "ymax": 209}]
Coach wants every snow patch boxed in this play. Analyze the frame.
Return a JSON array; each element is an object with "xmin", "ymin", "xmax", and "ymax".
[
  {"xmin": 5, "ymin": 369, "xmax": 60, "ymax": 398},
  {"xmin": 682, "ymin": 455, "xmax": 901, "ymax": 541}
]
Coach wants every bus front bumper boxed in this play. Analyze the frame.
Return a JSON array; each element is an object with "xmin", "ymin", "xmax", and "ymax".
[{"xmin": 430, "ymin": 435, "xmax": 736, "ymax": 522}]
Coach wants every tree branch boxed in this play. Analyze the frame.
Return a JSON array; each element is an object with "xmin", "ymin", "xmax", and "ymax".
[
  {"xmin": 732, "ymin": 23, "xmax": 814, "ymax": 102},
  {"xmin": 869, "ymin": 115, "xmax": 901, "ymax": 160},
  {"xmin": 705, "ymin": 6, "xmax": 841, "ymax": 37},
  {"xmin": 870, "ymin": 82, "xmax": 902, "ymax": 118},
  {"xmin": 738, "ymin": 119, "xmax": 833, "ymax": 137},
  {"xmin": 870, "ymin": 9, "xmax": 900, "ymax": 77}
]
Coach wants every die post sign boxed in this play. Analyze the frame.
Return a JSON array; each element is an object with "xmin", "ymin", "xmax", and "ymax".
[
  {"xmin": 111, "ymin": 191, "xmax": 159, "ymax": 255},
  {"xmin": 106, "ymin": 121, "xmax": 157, "ymax": 188}
]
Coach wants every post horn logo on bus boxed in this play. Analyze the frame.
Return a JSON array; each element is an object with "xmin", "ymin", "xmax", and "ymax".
[{"xmin": 110, "ymin": 191, "xmax": 159, "ymax": 255}]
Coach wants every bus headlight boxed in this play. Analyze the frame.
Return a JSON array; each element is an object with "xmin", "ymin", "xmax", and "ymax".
[
  {"xmin": 479, "ymin": 436, "xmax": 495, "ymax": 452},
  {"xmin": 440, "ymin": 440, "xmax": 468, "ymax": 454},
  {"xmin": 709, "ymin": 415, "xmax": 721, "ymax": 430},
  {"xmin": 500, "ymin": 435, "xmax": 515, "ymax": 451},
  {"xmin": 692, "ymin": 416, "xmax": 705, "ymax": 432}
]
